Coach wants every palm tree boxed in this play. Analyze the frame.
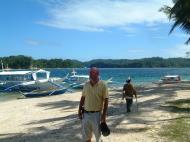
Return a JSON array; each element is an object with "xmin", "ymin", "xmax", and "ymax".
[{"xmin": 160, "ymin": 0, "xmax": 190, "ymax": 44}]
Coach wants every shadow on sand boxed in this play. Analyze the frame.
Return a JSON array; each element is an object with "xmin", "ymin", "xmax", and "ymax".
[{"xmin": 1, "ymin": 84, "xmax": 190, "ymax": 142}]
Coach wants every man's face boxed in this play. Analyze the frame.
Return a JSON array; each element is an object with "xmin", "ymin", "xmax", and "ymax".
[{"xmin": 89, "ymin": 68, "xmax": 99, "ymax": 83}]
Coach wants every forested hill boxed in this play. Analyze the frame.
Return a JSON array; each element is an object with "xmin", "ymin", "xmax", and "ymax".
[
  {"xmin": 0, "ymin": 55, "xmax": 83, "ymax": 69},
  {"xmin": 85, "ymin": 57, "xmax": 190, "ymax": 68},
  {"xmin": 1, "ymin": 55, "xmax": 190, "ymax": 69}
]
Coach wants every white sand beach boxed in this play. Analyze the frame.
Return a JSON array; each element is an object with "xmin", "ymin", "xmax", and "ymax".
[{"xmin": 0, "ymin": 83, "xmax": 190, "ymax": 142}]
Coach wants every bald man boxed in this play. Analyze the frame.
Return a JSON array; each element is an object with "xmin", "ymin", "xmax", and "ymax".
[{"xmin": 78, "ymin": 67, "xmax": 109, "ymax": 142}]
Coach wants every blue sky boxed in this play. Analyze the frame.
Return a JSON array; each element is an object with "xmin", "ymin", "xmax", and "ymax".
[{"xmin": 0, "ymin": 0, "xmax": 190, "ymax": 61}]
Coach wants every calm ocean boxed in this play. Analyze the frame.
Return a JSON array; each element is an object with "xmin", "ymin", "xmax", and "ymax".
[
  {"xmin": 49, "ymin": 68, "xmax": 190, "ymax": 85},
  {"xmin": 1, "ymin": 68, "xmax": 190, "ymax": 102}
]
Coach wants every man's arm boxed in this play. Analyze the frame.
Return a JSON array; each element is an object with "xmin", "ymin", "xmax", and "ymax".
[
  {"xmin": 101, "ymin": 98, "xmax": 108, "ymax": 123},
  {"xmin": 78, "ymin": 96, "xmax": 85, "ymax": 119},
  {"xmin": 133, "ymin": 87, "xmax": 137, "ymax": 99},
  {"xmin": 122, "ymin": 85, "xmax": 125, "ymax": 99}
]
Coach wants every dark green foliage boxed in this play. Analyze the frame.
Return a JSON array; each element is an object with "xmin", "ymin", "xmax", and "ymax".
[
  {"xmin": 160, "ymin": 0, "xmax": 190, "ymax": 44},
  {"xmin": 1, "ymin": 55, "xmax": 190, "ymax": 69},
  {"xmin": 85, "ymin": 57, "xmax": 190, "ymax": 68},
  {"xmin": 32, "ymin": 59, "xmax": 48, "ymax": 68},
  {"xmin": 0, "ymin": 55, "xmax": 83, "ymax": 69},
  {"xmin": 0, "ymin": 55, "xmax": 32, "ymax": 69}
]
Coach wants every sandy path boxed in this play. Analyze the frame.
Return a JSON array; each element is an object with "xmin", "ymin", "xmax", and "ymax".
[{"xmin": 0, "ymin": 83, "xmax": 190, "ymax": 142}]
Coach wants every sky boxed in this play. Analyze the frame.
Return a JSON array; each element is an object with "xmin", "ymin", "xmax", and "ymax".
[{"xmin": 0, "ymin": 0, "xmax": 190, "ymax": 61}]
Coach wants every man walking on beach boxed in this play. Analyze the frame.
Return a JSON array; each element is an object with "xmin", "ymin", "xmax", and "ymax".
[
  {"xmin": 78, "ymin": 67, "xmax": 109, "ymax": 142},
  {"xmin": 122, "ymin": 78, "xmax": 137, "ymax": 112}
]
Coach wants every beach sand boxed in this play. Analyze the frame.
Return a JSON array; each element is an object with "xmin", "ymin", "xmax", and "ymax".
[{"xmin": 0, "ymin": 83, "xmax": 190, "ymax": 142}]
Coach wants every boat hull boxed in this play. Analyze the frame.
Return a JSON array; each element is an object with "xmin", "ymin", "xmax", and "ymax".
[{"xmin": 23, "ymin": 88, "xmax": 67, "ymax": 98}]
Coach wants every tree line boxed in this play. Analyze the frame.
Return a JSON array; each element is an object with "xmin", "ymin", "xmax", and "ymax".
[
  {"xmin": 0, "ymin": 55, "xmax": 83, "ymax": 69},
  {"xmin": 1, "ymin": 55, "xmax": 190, "ymax": 69},
  {"xmin": 85, "ymin": 57, "xmax": 190, "ymax": 68}
]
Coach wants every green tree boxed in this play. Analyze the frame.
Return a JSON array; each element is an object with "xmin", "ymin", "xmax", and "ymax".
[
  {"xmin": 3, "ymin": 55, "xmax": 32, "ymax": 69},
  {"xmin": 160, "ymin": 0, "xmax": 190, "ymax": 44}
]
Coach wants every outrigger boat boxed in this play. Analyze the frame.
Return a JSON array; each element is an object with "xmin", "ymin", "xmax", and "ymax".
[
  {"xmin": 153, "ymin": 75, "xmax": 185, "ymax": 85},
  {"xmin": 22, "ymin": 87, "xmax": 68, "ymax": 98},
  {"xmin": 63, "ymin": 69, "xmax": 113, "ymax": 89},
  {"xmin": 160, "ymin": 75, "xmax": 181, "ymax": 83},
  {"xmin": 0, "ymin": 69, "xmax": 51, "ymax": 91},
  {"xmin": 63, "ymin": 69, "xmax": 89, "ymax": 89},
  {"xmin": 0, "ymin": 67, "xmax": 67, "ymax": 93},
  {"xmin": 0, "ymin": 61, "xmax": 69, "ymax": 97}
]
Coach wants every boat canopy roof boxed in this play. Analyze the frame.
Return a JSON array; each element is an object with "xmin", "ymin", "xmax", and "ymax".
[
  {"xmin": 70, "ymin": 75, "xmax": 89, "ymax": 78},
  {"xmin": 0, "ymin": 71, "xmax": 32, "ymax": 75},
  {"xmin": 0, "ymin": 69, "xmax": 50, "ymax": 76},
  {"xmin": 164, "ymin": 75, "xmax": 180, "ymax": 78},
  {"xmin": 33, "ymin": 69, "xmax": 49, "ymax": 74}
]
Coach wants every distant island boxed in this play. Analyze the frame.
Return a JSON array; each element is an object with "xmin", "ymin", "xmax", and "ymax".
[{"xmin": 1, "ymin": 55, "xmax": 190, "ymax": 69}]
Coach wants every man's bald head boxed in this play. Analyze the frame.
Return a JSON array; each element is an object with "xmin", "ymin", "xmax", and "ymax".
[
  {"xmin": 89, "ymin": 67, "xmax": 99, "ymax": 85},
  {"xmin": 90, "ymin": 67, "xmax": 99, "ymax": 75}
]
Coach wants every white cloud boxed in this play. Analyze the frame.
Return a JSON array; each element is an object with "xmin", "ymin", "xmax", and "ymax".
[
  {"xmin": 125, "ymin": 34, "xmax": 136, "ymax": 37},
  {"xmin": 162, "ymin": 44, "xmax": 190, "ymax": 58},
  {"xmin": 38, "ymin": 0, "xmax": 173, "ymax": 31},
  {"xmin": 120, "ymin": 26, "xmax": 138, "ymax": 33},
  {"xmin": 149, "ymin": 27, "xmax": 161, "ymax": 32},
  {"xmin": 152, "ymin": 36, "xmax": 166, "ymax": 39},
  {"xmin": 25, "ymin": 39, "xmax": 41, "ymax": 46},
  {"xmin": 25, "ymin": 38, "xmax": 62, "ymax": 47},
  {"xmin": 172, "ymin": 33, "xmax": 189, "ymax": 38},
  {"xmin": 128, "ymin": 48, "xmax": 144, "ymax": 53}
]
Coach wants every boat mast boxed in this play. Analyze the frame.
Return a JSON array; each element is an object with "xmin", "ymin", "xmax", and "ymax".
[{"xmin": 72, "ymin": 68, "xmax": 77, "ymax": 76}]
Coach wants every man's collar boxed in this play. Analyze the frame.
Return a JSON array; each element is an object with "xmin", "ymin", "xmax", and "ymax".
[{"xmin": 90, "ymin": 80, "xmax": 99, "ymax": 86}]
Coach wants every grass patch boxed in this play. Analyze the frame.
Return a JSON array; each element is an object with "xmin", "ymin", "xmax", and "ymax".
[
  {"xmin": 167, "ymin": 99, "xmax": 190, "ymax": 107},
  {"xmin": 158, "ymin": 117, "xmax": 190, "ymax": 142},
  {"xmin": 158, "ymin": 99, "xmax": 190, "ymax": 142},
  {"xmin": 161, "ymin": 99, "xmax": 190, "ymax": 113}
]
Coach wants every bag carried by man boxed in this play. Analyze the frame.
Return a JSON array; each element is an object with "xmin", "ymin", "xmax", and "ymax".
[{"xmin": 100, "ymin": 122, "xmax": 110, "ymax": 137}]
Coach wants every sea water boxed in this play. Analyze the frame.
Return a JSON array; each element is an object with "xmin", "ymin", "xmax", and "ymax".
[
  {"xmin": 1, "ymin": 68, "xmax": 190, "ymax": 102},
  {"xmin": 49, "ymin": 68, "xmax": 190, "ymax": 85}
]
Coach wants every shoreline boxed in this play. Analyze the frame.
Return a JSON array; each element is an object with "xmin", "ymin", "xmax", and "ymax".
[{"xmin": 0, "ymin": 83, "xmax": 190, "ymax": 141}]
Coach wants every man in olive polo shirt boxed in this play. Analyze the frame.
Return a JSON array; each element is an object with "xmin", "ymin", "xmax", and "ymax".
[{"xmin": 78, "ymin": 67, "xmax": 109, "ymax": 142}]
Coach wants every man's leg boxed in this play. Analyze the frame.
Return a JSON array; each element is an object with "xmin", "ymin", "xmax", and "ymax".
[
  {"xmin": 127, "ymin": 99, "xmax": 133, "ymax": 112},
  {"xmin": 82, "ymin": 113, "xmax": 93, "ymax": 142},
  {"xmin": 91, "ymin": 112, "xmax": 101, "ymax": 142},
  {"xmin": 126, "ymin": 99, "xmax": 133, "ymax": 112},
  {"xmin": 125, "ymin": 99, "xmax": 128, "ymax": 112}
]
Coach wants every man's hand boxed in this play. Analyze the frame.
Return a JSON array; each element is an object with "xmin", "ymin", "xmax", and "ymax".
[
  {"xmin": 122, "ymin": 93, "xmax": 125, "ymax": 100},
  {"xmin": 78, "ymin": 111, "xmax": 82, "ymax": 120},
  {"xmin": 135, "ymin": 94, "xmax": 137, "ymax": 99},
  {"xmin": 101, "ymin": 98, "xmax": 108, "ymax": 123},
  {"xmin": 78, "ymin": 96, "xmax": 85, "ymax": 120}
]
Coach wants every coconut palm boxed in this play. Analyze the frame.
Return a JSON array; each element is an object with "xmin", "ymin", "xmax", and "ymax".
[{"xmin": 160, "ymin": 0, "xmax": 190, "ymax": 44}]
